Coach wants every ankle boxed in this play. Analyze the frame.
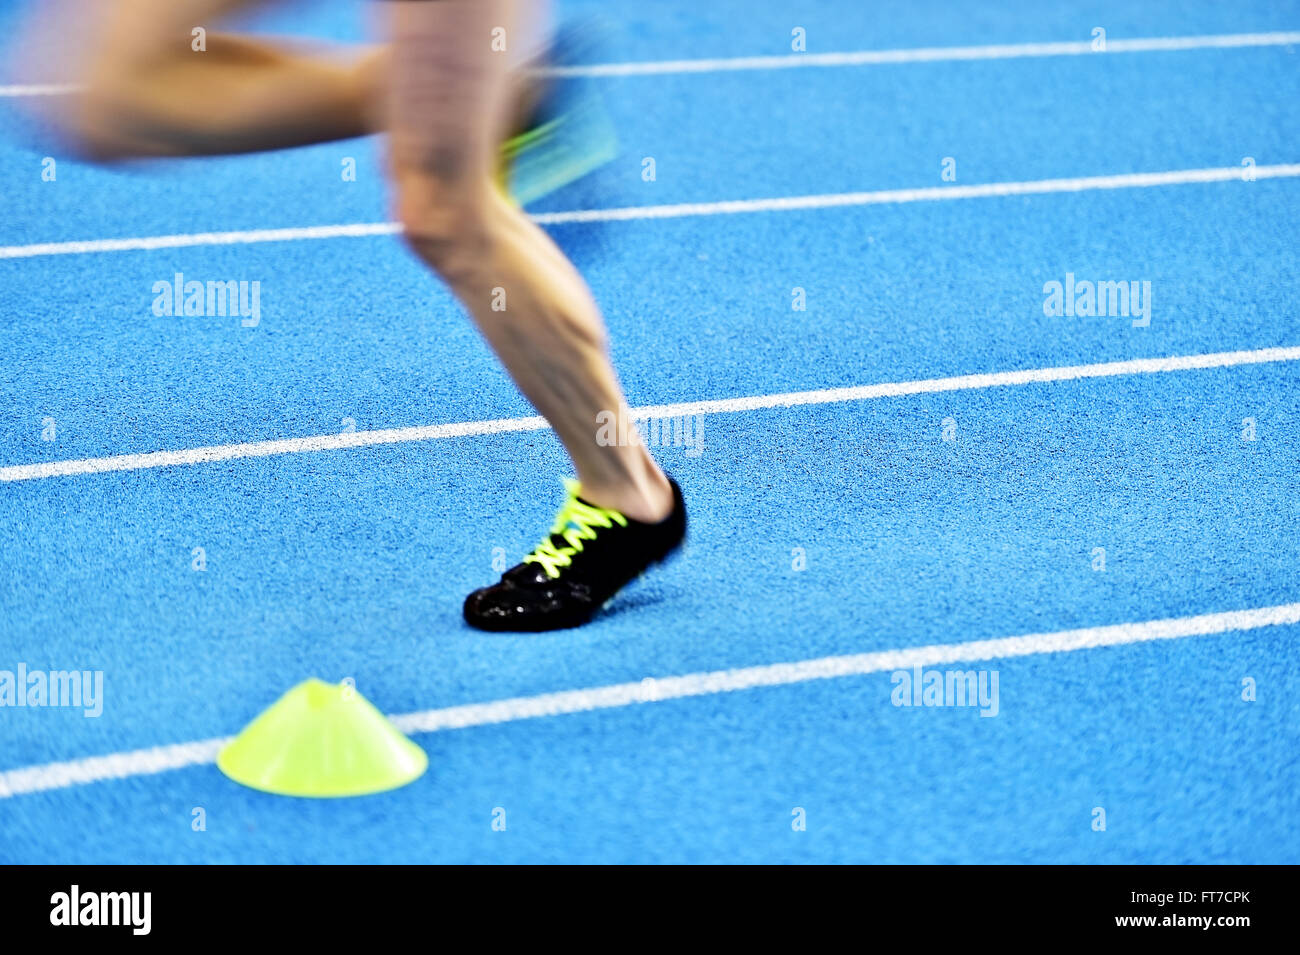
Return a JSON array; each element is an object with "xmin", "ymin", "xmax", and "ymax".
[{"xmin": 579, "ymin": 466, "xmax": 673, "ymax": 523}]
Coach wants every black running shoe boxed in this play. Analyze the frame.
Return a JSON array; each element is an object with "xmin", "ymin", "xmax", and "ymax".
[{"xmin": 464, "ymin": 477, "xmax": 687, "ymax": 632}]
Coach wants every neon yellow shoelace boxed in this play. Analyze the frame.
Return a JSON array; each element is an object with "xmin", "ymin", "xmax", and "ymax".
[
  {"xmin": 496, "ymin": 117, "xmax": 564, "ymax": 198},
  {"xmin": 523, "ymin": 480, "xmax": 629, "ymax": 579}
]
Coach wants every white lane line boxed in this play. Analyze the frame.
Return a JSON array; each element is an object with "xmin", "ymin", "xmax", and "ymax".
[
  {"xmin": 0, "ymin": 222, "xmax": 402, "ymax": 260},
  {"xmin": 3, "ymin": 31, "xmax": 1298, "ymax": 96},
  {"xmin": 0, "ymin": 739, "xmax": 233, "ymax": 801},
  {"xmin": 0, "ymin": 83, "xmax": 79, "ymax": 97},
  {"xmin": 544, "ymin": 31, "xmax": 1300, "ymax": 77},
  {"xmin": 0, "ymin": 414, "xmax": 550, "ymax": 482},
  {"xmin": 3, "ymin": 601, "xmax": 1297, "ymax": 798},
  {"xmin": 531, "ymin": 165, "xmax": 1300, "ymax": 225},
  {"xmin": 1, "ymin": 163, "xmax": 1295, "ymax": 260},
  {"xmin": 3, "ymin": 345, "xmax": 1299, "ymax": 484}
]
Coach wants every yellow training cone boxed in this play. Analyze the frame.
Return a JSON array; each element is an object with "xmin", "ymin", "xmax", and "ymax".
[{"xmin": 217, "ymin": 679, "xmax": 427, "ymax": 797}]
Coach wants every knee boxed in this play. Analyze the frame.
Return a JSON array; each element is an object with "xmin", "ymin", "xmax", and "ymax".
[{"xmin": 393, "ymin": 171, "xmax": 500, "ymax": 284}]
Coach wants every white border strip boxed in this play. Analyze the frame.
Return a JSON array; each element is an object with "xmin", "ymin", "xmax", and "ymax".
[
  {"xmin": 2, "ymin": 601, "xmax": 1297, "ymax": 798},
  {"xmin": 3, "ymin": 31, "xmax": 1298, "ymax": 95},
  {"xmin": 4, "ymin": 345, "xmax": 1299, "ymax": 483},
  {"xmin": 1, "ymin": 164, "xmax": 1296, "ymax": 260}
]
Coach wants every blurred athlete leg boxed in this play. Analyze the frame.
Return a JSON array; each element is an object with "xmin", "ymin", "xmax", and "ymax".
[
  {"xmin": 19, "ymin": 0, "xmax": 383, "ymax": 158},
  {"xmin": 385, "ymin": 0, "xmax": 673, "ymax": 523}
]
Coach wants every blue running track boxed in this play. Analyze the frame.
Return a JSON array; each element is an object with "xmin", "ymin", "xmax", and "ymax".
[{"xmin": 1, "ymin": 0, "xmax": 1298, "ymax": 862}]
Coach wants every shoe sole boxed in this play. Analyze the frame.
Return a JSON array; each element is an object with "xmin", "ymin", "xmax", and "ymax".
[{"xmin": 465, "ymin": 533, "xmax": 686, "ymax": 634}]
